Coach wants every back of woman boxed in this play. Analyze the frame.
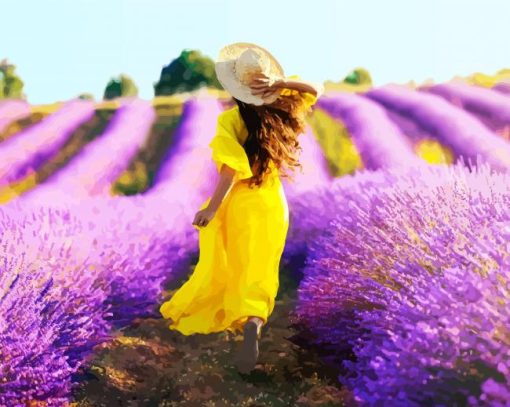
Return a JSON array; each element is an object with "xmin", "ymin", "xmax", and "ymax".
[{"xmin": 159, "ymin": 42, "xmax": 323, "ymax": 374}]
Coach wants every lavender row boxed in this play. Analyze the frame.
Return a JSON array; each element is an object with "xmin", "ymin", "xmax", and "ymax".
[
  {"xmin": 21, "ymin": 98, "xmax": 156, "ymax": 202},
  {"xmin": 0, "ymin": 99, "xmax": 31, "ymax": 135},
  {"xmin": 365, "ymin": 84, "xmax": 510, "ymax": 172},
  {"xmin": 283, "ymin": 160, "xmax": 403, "ymax": 271},
  {"xmin": 316, "ymin": 93, "xmax": 424, "ymax": 170},
  {"xmin": 146, "ymin": 95, "xmax": 225, "ymax": 220},
  {"xmin": 0, "ymin": 204, "xmax": 112, "ymax": 404},
  {"xmin": 0, "ymin": 97, "xmax": 221, "ymax": 404},
  {"xmin": 281, "ymin": 124, "xmax": 333, "ymax": 198},
  {"xmin": 0, "ymin": 95, "xmax": 334, "ymax": 403},
  {"xmin": 294, "ymin": 160, "xmax": 510, "ymax": 406},
  {"xmin": 0, "ymin": 99, "xmax": 96, "ymax": 188},
  {"xmin": 422, "ymin": 82, "xmax": 510, "ymax": 137},
  {"xmin": 493, "ymin": 82, "xmax": 510, "ymax": 96}
]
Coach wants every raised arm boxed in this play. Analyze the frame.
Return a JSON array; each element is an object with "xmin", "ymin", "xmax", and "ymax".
[
  {"xmin": 274, "ymin": 76, "xmax": 324, "ymax": 98},
  {"xmin": 250, "ymin": 73, "xmax": 324, "ymax": 99}
]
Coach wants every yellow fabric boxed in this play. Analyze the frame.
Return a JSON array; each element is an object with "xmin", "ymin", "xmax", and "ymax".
[
  {"xmin": 159, "ymin": 106, "xmax": 291, "ymax": 336},
  {"xmin": 208, "ymin": 108, "xmax": 254, "ymax": 182}
]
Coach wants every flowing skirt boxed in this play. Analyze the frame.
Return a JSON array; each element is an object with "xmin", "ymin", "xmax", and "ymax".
[{"xmin": 159, "ymin": 175, "xmax": 289, "ymax": 336}]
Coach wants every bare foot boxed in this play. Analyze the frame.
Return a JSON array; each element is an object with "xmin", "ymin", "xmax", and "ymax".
[{"xmin": 234, "ymin": 320, "xmax": 260, "ymax": 374}]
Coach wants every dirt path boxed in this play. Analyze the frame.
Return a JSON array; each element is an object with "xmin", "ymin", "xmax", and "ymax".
[{"xmin": 72, "ymin": 256, "xmax": 352, "ymax": 407}]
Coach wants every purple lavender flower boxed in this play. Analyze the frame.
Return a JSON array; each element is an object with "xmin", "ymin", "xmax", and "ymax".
[
  {"xmin": 493, "ymin": 82, "xmax": 510, "ymax": 96},
  {"xmin": 0, "ymin": 97, "xmax": 215, "ymax": 403},
  {"xmin": 21, "ymin": 98, "xmax": 156, "ymax": 201},
  {"xmin": 365, "ymin": 84, "xmax": 510, "ymax": 172},
  {"xmin": 294, "ymin": 159, "xmax": 510, "ymax": 405},
  {"xmin": 282, "ymin": 124, "xmax": 333, "ymax": 198},
  {"xmin": 316, "ymin": 92, "xmax": 424, "ymax": 170},
  {"xmin": 422, "ymin": 82, "xmax": 510, "ymax": 139},
  {"xmin": 0, "ymin": 204, "xmax": 111, "ymax": 404},
  {"xmin": 0, "ymin": 99, "xmax": 95, "ymax": 187}
]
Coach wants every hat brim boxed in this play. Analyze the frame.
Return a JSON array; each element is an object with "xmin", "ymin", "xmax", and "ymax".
[
  {"xmin": 215, "ymin": 60, "xmax": 281, "ymax": 106},
  {"xmin": 215, "ymin": 42, "xmax": 285, "ymax": 106}
]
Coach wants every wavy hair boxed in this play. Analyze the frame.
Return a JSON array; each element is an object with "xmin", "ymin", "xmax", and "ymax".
[{"xmin": 233, "ymin": 91, "xmax": 311, "ymax": 188}]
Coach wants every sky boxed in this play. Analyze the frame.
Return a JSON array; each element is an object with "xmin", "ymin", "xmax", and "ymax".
[{"xmin": 2, "ymin": 0, "xmax": 510, "ymax": 104}]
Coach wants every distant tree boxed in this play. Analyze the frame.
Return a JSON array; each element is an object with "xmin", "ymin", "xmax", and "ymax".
[
  {"xmin": 154, "ymin": 49, "xmax": 222, "ymax": 96},
  {"xmin": 343, "ymin": 68, "xmax": 372, "ymax": 86},
  {"xmin": 0, "ymin": 58, "xmax": 25, "ymax": 99},
  {"xmin": 103, "ymin": 74, "xmax": 138, "ymax": 100},
  {"xmin": 78, "ymin": 92, "xmax": 95, "ymax": 100}
]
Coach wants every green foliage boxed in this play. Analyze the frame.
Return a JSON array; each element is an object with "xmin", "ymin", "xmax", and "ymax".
[
  {"xmin": 154, "ymin": 49, "xmax": 222, "ymax": 96},
  {"xmin": 103, "ymin": 74, "xmax": 138, "ymax": 100},
  {"xmin": 342, "ymin": 67, "xmax": 372, "ymax": 86},
  {"xmin": 0, "ymin": 59, "xmax": 25, "ymax": 99}
]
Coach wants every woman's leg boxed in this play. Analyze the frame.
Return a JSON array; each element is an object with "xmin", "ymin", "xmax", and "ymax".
[
  {"xmin": 247, "ymin": 316, "xmax": 264, "ymax": 338},
  {"xmin": 234, "ymin": 316, "xmax": 263, "ymax": 373}
]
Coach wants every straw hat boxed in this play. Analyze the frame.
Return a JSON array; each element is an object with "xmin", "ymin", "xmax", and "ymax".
[{"xmin": 215, "ymin": 42, "xmax": 285, "ymax": 106}]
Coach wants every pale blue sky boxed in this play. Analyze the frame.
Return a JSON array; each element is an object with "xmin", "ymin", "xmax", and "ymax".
[{"xmin": 2, "ymin": 0, "xmax": 509, "ymax": 104}]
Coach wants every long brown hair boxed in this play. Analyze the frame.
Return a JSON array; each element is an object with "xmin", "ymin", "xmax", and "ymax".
[{"xmin": 233, "ymin": 92, "xmax": 310, "ymax": 188}]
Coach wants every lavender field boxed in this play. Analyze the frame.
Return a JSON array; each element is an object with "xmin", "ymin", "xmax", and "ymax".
[{"xmin": 1, "ymin": 79, "xmax": 510, "ymax": 406}]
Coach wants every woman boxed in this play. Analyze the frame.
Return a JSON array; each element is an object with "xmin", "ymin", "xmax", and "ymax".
[{"xmin": 159, "ymin": 42, "xmax": 323, "ymax": 373}]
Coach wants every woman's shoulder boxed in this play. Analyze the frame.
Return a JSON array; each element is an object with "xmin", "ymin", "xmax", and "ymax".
[
  {"xmin": 218, "ymin": 106, "xmax": 241, "ymax": 125},
  {"xmin": 217, "ymin": 106, "xmax": 247, "ymax": 144},
  {"xmin": 219, "ymin": 104, "xmax": 240, "ymax": 115}
]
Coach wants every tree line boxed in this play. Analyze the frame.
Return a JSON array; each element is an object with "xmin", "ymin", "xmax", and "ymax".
[{"xmin": 0, "ymin": 50, "xmax": 372, "ymax": 102}]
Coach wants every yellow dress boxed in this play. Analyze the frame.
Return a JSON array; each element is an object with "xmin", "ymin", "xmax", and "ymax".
[{"xmin": 159, "ymin": 76, "xmax": 320, "ymax": 336}]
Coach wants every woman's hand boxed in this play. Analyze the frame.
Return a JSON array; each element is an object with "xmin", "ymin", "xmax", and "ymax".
[
  {"xmin": 192, "ymin": 207, "xmax": 217, "ymax": 228},
  {"xmin": 248, "ymin": 72, "xmax": 282, "ymax": 99}
]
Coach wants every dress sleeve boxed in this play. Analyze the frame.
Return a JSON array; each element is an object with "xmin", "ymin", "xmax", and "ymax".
[
  {"xmin": 279, "ymin": 74, "xmax": 323, "ymax": 111},
  {"xmin": 208, "ymin": 112, "xmax": 254, "ymax": 181}
]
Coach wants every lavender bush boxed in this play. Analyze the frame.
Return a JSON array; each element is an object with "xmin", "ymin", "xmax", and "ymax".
[
  {"xmin": 422, "ymin": 82, "xmax": 510, "ymax": 138},
  {"xmin": 0, "ymin": 205, "xmax": 112, "ymax": 404},
  {"xmin": 369, "ymin": 106, "xmax": 454, "ymax": 163},
  {"xmin": 1, "ymin": 188, "xmax": 196, "ymax": 404},
  {"xmin": 21, "ymin": 98, "xmax": 155, "ymax": 201},
  {"xmin": 365, "ymin": 84, "xmax": 510, "ymax": 172},
  {"xmin": 283, "ymin": 163, "xmax": 406, "ymax": 271},
  {"xmin": 294, "ymin": 159, "xmax": 510, "ymax": 406},
  {"xmin": 147, "ymin": 96, "xmax": 224, "ymax": 218},
  {"xmin": 493, "ymin": 82, "xmax": 510, "ymax": 96},
  {"xmin": 0, "ymin": 99, "xmax": 95, "ymax": 187},
  {"xmin": 0, "ymin": 97, "xmax": 224, "ymax": 403},
  {"xmin": 282, "ymin": 124, "xmax": 333, "ymax": 198},
  {"xmin": 276, "ymin": 123, "xmax": 334, "ymax": 275},
  {"xmin": 316, "ymin": 93, "xmax": 423, "ymax": 170}
]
